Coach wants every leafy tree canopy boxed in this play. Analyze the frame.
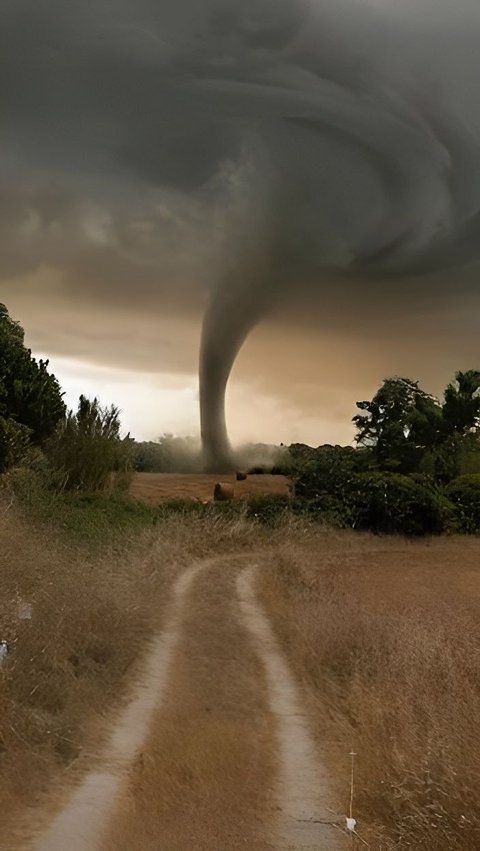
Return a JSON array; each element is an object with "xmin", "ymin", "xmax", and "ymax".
[
  {"xmin": 443, "ymin": 370, "xmax": 480, "ymax": 435},
  {"xmin": 0, "ymin": 303, "xmax": 65, "ymax": 443},
  {"xmin": 353, "ymin": 377, "xmax": 443, "ymax": 473}
]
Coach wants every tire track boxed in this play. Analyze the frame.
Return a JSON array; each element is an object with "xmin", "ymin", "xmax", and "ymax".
[
  {"xmin": 27, "ymin": 557, "xmax": 343, "ymax": 851},
  {"xmin": 237, "ymin": 565, "xmax": 342, "ymax": 851},
  {"xmin": 31, "ymin": 564, "xmax": 202, "ymax": 851},
  {"xmin": 102, "ymin": 558, "xmax": 278, "ymax": 851}
]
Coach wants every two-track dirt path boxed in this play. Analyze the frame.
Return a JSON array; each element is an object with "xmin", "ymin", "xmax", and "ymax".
[{"xmin": 29, "ymin": 556, "xmax": 344, "ymax": 851}]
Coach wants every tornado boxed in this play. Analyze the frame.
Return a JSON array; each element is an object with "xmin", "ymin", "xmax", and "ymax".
[
  {"xmin": 199, "ymin": 291, "xmax": 256, "ymax": 471},
  {"xmin": 195, "ymin": 1, "xmax": 480, "ymax": 468},
  {"xmin": 4, "ymin": 0, "xmax": 480, "ymax": 465},
  {"xmin": 200, "ymin": 260, "xmax": 280, "ymax": 469}
]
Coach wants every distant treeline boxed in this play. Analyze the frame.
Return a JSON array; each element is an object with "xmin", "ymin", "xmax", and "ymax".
[
  {"xmin": 133, "ymin": 435, "xmax": 289, "ymax": 475},
  {"xmin": 2, "ymin": 301, "xmax": 480, "ymax": 535}
]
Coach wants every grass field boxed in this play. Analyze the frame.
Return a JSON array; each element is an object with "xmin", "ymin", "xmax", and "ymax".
[
  {"xmin": 0, "ymin": 496, "xmax": 272, "ymax": 844},
  {"xmin": 258, "ymin": 529, "xmax": 480, "ymax": 850},
  {"xmin": 3, "ymin": 477, "xmax": 480, "ymax": 850},
  {"xmin": 129, "ymin": 472, "xmax": 291, "ymax": 505}
]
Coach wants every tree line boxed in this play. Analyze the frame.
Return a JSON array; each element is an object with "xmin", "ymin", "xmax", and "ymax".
[{"xmin": 2, "ymin": 301, "xmax": 480, "ymax": 533}]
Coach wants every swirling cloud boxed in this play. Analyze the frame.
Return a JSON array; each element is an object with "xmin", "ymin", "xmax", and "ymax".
[{"xmin": 1, "ymin": 0, "xmax": 480, "ymax": 460}]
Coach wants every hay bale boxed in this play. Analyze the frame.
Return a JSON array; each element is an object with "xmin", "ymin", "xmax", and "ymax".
[
  {"xmin": 214, "ymin": 482, "xmax": 235, "ymax": 501},
  {"xmin": 236, "ymin": 471, "xmax": 248, "ymax": 481}
]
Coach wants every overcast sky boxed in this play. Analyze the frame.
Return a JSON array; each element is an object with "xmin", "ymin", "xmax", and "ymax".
[{"xmin": 2, "ymin": 0, "xmax": 480, "ymax": 446}]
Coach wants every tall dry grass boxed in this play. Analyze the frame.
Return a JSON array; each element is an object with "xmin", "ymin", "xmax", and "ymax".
[
  {"xmin": 0, "ymin": 499, "xmax": 267, "ymax": 840},
  {"xmin": 258, "ymin": 529, "xmax": 480, "ymax": 850}
]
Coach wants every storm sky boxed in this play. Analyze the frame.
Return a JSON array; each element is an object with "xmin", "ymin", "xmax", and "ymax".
[{"xmin": 2, "ymin": 0, "xmax": 480, "ymax": 446}]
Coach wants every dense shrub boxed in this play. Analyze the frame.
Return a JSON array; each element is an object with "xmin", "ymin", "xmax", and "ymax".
[
  {"xmin": 0, "ymin": 416, "xmax": 31, "ymax": 472},
  {"xmin": 445, "ymin": 474, "xmax": 480, "ymax": 533},
  {"xmin": 46, "ymin": 396, "xmax": 134, "ymax": 492},
  {"xmin": 352, "ymin": 473, "xmax": 453, "ymax": 536},
  {"xmin": 294, "ymin": 445, "xmax": 369, "ymax": 527},
  {"xmin": 294, "ymin": 473, "xmax": 456, "ymax": 536},
  {"xmin": 245, "ymin": 495, "xmax": 291, "ymax": 524}
]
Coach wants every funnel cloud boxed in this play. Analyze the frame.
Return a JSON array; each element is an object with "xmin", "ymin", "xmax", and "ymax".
[
  {"xmin": 194, "ymin": 0, "xmax": 480, "ymax": 466},
  {"xmin": 1, "ymin": 1, "xmax": 480, "ymax": 463}
]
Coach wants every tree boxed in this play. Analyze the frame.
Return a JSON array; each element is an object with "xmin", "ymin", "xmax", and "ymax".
[
  {"xmin": 353, "ymin": 377, "xmax": 443, "ymax": 473},
  {"xmin": 443, "ymin": 370, "xmax": 480, "ymax": 435},
  {"xmin": 0, "ymin": 303, "xmax": 65, "ymax": 444}
]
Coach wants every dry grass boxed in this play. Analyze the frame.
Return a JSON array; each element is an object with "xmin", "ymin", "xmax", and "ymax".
[
  {"xmin": 6, "ymin": 486, "xmax": 480, "ymax": 851},
  {"xmin": 0, "ymin": 501, "xmax": 271, "ymax": 842},
  {"xmin": 257, "ymin": 529, "xmax": 480, "ymax": 850},
  {"xmin": 130, "ymin": 472, "xmax": 291, "ymax": 505}
]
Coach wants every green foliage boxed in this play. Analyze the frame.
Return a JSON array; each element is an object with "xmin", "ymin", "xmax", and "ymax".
[
  {"xmin": 292, "ymin": 445, "xmax": 367, "ymax": 528},
  {"xmin": 443, "ymin": 370, "xmax": 480, "ymax": 436},
  {"xmin": 0, "ymin": 416, "xmax": 31, "ymax": 472},
  {"xmin": 445, "ymin": 474, "xmax": 480, "ymax": 534},
  {"xmin": 46, "ymin": 396, "xmax": 134, "ymax": 491},
  {"xmin": 457, "ymin": 435, "xmax": 480, "ymax": 475},
  {"xmin": 351, "ymin": 473, "xmax": 454, "ymax": 536},
  {"xmin": 0, "ymin": 303, "xmax": 65, "ymax": 445},
  {"xmin": 4, "ymin": 465, "xmax": 159, "ymax": 548},
  {"xmin": 294, "ymin": 445, "xmax": 367, "ymax": 520},
  {"xmin": 353, "ymin": 377, "xmax": 443, "ymax": 473},
  {"xmin": 294, "ymin": 470, "xmax": 453, "ymax": 535},
  {"xmin": 245, "ymin": 495, "xmax": 291, "ymax": 524},
  {"xmin": 292, "ymin": 443, "xmax": 455, "ymax": 534},
  {"xmin": 289, "ymin": 443, "xmax": 321, "ymax": 467}
]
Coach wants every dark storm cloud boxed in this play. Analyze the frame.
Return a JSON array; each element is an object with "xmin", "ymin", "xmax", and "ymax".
[{"xmin": 2, "ymin": 0, "xmax": 480, "ymax": 460}]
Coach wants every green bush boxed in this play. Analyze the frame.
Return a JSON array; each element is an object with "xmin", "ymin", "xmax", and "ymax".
[
  {"xmin": 0, "ymin": 416, "xmax": 31, "ymax": 472},
  {"xmin": 294, "ymin": 494, "xmax": 357, "ymax": 528},
  {"xmin": 352, "ymin": 473, "xmax": 453, "ymax": 536},
  {"xmin": 294, "ymin": 445, "xmax": 369, "ymax": 527},
  {"xmin": 245, "ymin": 495, "xmax": 291, "ymax": 525},
  {"xmin": 46, "ymin": 396, "xmax": 134, "ymax": 492},
  {"xmin": 445, "ymin": 474, "xmax": 480, "ymax": 533}
]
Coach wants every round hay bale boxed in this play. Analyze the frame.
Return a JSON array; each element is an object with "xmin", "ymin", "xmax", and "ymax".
[
  {"xmin": 214, "ymin": 482, "xmax": 235, "ymax": 502},
  {"xmin": 236, "ymin": 471, "xmax": 248, "ymax": 481}
]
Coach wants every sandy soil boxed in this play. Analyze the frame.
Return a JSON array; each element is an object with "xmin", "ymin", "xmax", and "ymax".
[
  {"xmin": 129, "ymin": 472, "xmax": 291, "ymax": 505},
  {"xmin": 24, "ymin": 557, "xmax": 345, "ymax": 851}
]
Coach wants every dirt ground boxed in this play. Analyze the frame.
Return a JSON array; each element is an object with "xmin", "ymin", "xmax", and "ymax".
[
  {"xmin": 10, "ymin": 527, "xmax": 480, "ymax": 851},
  {"xmin": 129, "ymin": 472, "xmax": 291, "ymax": 505},
  {"xmin": 22, "ymin": 555, "xmax": 344, "ymax": 851}
]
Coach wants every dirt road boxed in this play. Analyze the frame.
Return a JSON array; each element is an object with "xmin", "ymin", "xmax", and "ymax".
[{"xmin": 29, "ymin": 557, "xmax": 344, "ymax": 851}]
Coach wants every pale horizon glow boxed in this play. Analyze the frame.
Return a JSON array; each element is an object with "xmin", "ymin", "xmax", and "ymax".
[{"xmin": 34, "ymin": 350, "xmax": 355, "ymax": 447}]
